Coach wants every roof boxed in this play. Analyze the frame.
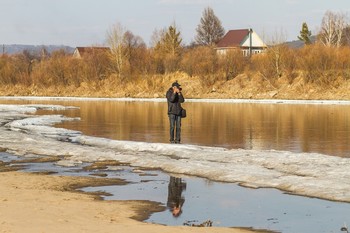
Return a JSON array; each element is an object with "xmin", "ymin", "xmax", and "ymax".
[
  {"xmin": 73, "ymin": 47, "xmax": 110, "ymax": 57},
  {"xmin": 217, "ymin": 29, "xmax": 250, "ymax": 48}
]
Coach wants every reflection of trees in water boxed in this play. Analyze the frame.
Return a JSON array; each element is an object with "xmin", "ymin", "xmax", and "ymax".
[
  {"xmin": 55, "ymin": 101, "xmax": 168, "ymax": 141},
  {"xmin": 55, "ymin": 101, "xmax": 350, "ymax": 157},
  {"xmin": 187, "ymin": 103, "xmax": 350, "ymax": 156},
  {"xmin": 167, "ymin": 176, "xmax": 186, "ymax": 217}
]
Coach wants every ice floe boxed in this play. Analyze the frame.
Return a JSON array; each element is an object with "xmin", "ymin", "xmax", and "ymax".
[{"xmin": 1, "ymin": 104, "xmax": 350, "ymax": 203}]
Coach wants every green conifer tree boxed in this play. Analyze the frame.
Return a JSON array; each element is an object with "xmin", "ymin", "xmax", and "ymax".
[{"xmin": 298, "ymin": 22, "xmax": 312, "ymax": 45}]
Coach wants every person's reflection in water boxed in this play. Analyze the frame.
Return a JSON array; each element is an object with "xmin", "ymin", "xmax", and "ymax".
[{"xmin": 167, "ymin": 176, "xmax": 186, "ymax": 217}]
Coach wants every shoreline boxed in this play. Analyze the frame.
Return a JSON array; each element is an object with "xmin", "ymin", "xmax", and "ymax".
[
  {"xmin": 1, "ymin": 96, "xmax": 350, "ymax": 105},
  {"xmin": 0, "ymin": 171, "xmax": 257, "ymax": 233},
  {"xmin": 1, "ymin": 99, "xmax": 348, "ymax": 232},
  {"xmin": 1, "ymin": 103, "xmax": 350, "ymax": 203}
]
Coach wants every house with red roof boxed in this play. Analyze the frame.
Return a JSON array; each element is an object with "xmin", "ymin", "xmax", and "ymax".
[{"xmin": 216, "ymin": 29, "xmax": 267, "ymax": 56}]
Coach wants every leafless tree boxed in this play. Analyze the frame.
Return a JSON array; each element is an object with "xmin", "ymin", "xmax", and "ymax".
[
  {"xmin": 123, "ymin": 30, "xmax": 147, "ymax": 74},
  {"xmin": 149, "ymin": 28, "xmax": 166, "ymax": 48},
  {"xmin": 264, "ymin": 30, "xmax": 288, "ymax": 81},
  {"xmin": 106, "ymin": 22, "xmax": 127, "ymax": 79},
  {"xmin": 195, "ymin": 7, "xmax": 225, "ymax": 46},
  {"xmin": 124, "ymin": 31, "xmax": 145, "ymax": 50},
  {"xmin": 341, "ymin": 26, "xmax": 350, "ymax": 46},
  {"xmin": 319, "ymin": 11, "xmax": 348, "ymax": 47}
]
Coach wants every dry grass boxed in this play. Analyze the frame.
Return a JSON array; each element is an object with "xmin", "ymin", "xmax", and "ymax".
[{"xmin": 1, "ymin": 71, "xmax": 350, "ymax": 100}]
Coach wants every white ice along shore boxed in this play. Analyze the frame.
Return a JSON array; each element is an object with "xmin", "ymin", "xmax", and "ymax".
[
  {"xmin": 2, "ymin": 96, "xmax": 350, "ymax": 105},
  {"xmin": 1, "ymin": 104, "xmax": 350, "ymax": 203}
]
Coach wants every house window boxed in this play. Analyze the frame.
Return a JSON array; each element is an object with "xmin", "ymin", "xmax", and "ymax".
[{"xmin": 242, "ymin": 50, "xmax": 248, "ymax": 57}]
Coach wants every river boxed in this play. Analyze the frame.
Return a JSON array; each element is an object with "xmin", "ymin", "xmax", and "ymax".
[{"xmin": 0, "ymin": 98, "xmax": 349, "ymax": 233}]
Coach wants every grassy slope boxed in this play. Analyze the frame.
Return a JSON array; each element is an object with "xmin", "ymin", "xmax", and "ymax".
[{"xmin": 1, "ymin": 72, "xmax": 349, "ymax": 100}]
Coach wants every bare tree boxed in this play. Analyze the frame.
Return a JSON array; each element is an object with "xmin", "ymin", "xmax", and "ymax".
[
  {"xmin": 123, "ymin": 30, "xmax": 147, "ymax": 74},
  {"xmin": 124, "ymin": 31, "xmax": 145, "ymax": 50},
  {"xmin": 265, "ymin": 30, "xmax": 288, "ymax": 80},
  {"xmin": 195, "ymin": 7, "xmax": 225, "ymax": 46},
  {"xmin": 149, "ymin": 28, "xmax": 166, "ymax": 48},
  {"xmin": 342, "ymin": 26, "xmax": 350, "ymax": 46},
  {"xmin": 149, "ymin": 28, "xmax": 167, "ymax": 74},
  {"xmin": 106, "ymin": 22, "xmax": 127, "ymax": 79},
  {"xmin": 319, "ymin": 11, "xmax": 348, "ymax": 47}
]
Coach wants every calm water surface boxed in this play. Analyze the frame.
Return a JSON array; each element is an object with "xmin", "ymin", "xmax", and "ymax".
[{"xmin": 1, "ymin": 99, "xmax": 348, "ymax": 157}]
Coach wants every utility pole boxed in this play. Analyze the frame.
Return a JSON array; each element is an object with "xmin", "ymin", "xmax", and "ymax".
[{"xmin": 249, "ymin": 28, "xmax": 253, "ymax": 57}]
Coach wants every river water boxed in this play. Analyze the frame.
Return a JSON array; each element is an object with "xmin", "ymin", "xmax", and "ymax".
[
  {"xmin": 0, "ymin": 98, "xmax": 350, "ymax": 233},
  {"xmin": 56, "ymin": 101, "xmax": 350, "ymax": 157},
  {"xmin": 3, "ymin": 99, "xmax": 347, "ymax": 157}
]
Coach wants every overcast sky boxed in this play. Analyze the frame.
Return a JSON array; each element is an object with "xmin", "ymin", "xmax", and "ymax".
[{"xmin": 1, "ymin": 0, "xmax": 349, "ymax": 46}]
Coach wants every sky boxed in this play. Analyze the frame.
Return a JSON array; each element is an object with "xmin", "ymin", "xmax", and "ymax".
[{"xmin": 1, "ymin": 0, "xmax": 349, "ymax": 47}]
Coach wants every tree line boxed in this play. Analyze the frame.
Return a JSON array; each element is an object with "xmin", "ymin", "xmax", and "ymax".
[{"xmin": 1, "ymin": 8, "xmax": 350, "ymax": 92}]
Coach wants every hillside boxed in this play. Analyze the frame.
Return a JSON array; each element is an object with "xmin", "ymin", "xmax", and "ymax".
[{"xmin": 1, "ymin": 44, "xmax": 74, "ymax": 55}]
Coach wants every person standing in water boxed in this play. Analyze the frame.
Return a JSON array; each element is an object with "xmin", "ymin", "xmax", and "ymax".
[{"xmin": 166, "ymin": 81, "xmax": 185, "ymax": 144}]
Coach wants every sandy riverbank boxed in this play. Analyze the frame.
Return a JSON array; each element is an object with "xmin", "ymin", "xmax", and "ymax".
[{"xmin": 0, "ymin": 171, "xmax": 256, "ymax": 233}]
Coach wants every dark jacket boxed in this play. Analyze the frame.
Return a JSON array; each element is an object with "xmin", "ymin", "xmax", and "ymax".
[{"xmin": 166, "ymin": 88, "xmax": 185, "ymax": 115}]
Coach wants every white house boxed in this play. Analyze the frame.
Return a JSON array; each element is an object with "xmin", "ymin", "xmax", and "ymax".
[{"xmin": 216, "ymin": 29, "xmax": 267, "ymax": 56}]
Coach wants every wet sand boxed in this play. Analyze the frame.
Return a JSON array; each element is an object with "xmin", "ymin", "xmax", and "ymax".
[{"xmin": 0, "ymin": 171, "xmax": 256, "ymax": 233}]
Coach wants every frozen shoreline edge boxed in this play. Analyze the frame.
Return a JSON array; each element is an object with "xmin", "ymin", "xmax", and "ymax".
[
  {"xmin": 1, "ymin": 96, "xmax": 350, "ymax": 105},
  {"xmin": 1, "ymin": 103, "xmax": 350, "ymax": 203}
]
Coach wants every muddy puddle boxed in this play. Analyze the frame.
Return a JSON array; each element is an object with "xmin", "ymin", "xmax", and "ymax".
[{"xmin": 1, "ymin": 152, "xmax": 349, "ymax": 233}]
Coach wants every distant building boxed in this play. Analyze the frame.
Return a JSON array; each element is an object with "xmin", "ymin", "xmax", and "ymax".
[
  {"xmin": 216, "ymin": 29, "xmax": 267, "ymax": 56},
  {"xmin": 73, "ymin": 47, "xmax": 110, "ymax": 58}
]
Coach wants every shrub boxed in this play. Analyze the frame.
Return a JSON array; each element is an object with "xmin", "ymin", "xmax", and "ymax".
[
  {"xmin": 250, "ymin": 45, "xmax": 298, "ymax": 85},
  {"xmin": 298, "ymin": 44, "xmax": 338, "ymax": 84},
  {"xmin": 180, "ymin": 46, "xmax": 218, "ymax": 76},
  {"xmin": 217, "ymin": 49, "xmax": 248, "ymax": 80}
]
